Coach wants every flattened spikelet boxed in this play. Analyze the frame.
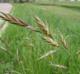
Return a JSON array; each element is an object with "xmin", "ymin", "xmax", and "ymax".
[
  {"xmin": 60, "ymin": 34, "xmax": 68, "ymax": 49},
  {"xmin": 37, "ymin": 50, "xmax": 57, "ymax": 60},
  {"xmin": 0, "ymin": 12, "xmax": 36, "ymax": 31},
  {"xmin": 34, "ymin": 16, "xmax": 52, "ymax": 38},
  {"xmin": 43, "ymin": 36, "xmax": 59, "ymax": 47},
  {"xmin": 50, "ymin": 62, "xmax": 67, "ymax": 69}
]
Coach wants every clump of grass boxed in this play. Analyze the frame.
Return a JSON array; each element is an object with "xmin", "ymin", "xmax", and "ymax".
[
  {"xmin": 0, "ymin": 12, "xmax": 69, "ymax": 72},
  {"xmin": 0, "ymin": 12, "xmax": 69, "ymax": 56}
]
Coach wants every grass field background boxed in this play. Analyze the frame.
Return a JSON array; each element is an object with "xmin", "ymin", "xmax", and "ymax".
[
  {"xmin": 35, "ymin": 0, "xmax": 80, "ymax": 6},
  {"xmin": 0, "ymin": 3, "xmax": 80, "ymax": 74}
]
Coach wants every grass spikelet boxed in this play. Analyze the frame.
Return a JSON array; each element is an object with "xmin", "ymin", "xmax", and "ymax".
[
  {"xmin": 60, "ymin": 34, "xmax": 68, "ymax": 49},
  {"xmin": 34, "ymin": 16, "xmax": 52, "ymax": 38},
  {"xmin": 43, "ymin": 36, "xmax": 59, "ymax": 47},
  {"xmin": 37, "ymin": 50, "xmax": 57, "ymax": 60},
  {"xmin": 0, "ymin": 12, "xmax": 36, "ymax": 31},
  {"xmin": 50, "ymin": 62, "xmax": 67, "ymax": 69}
]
